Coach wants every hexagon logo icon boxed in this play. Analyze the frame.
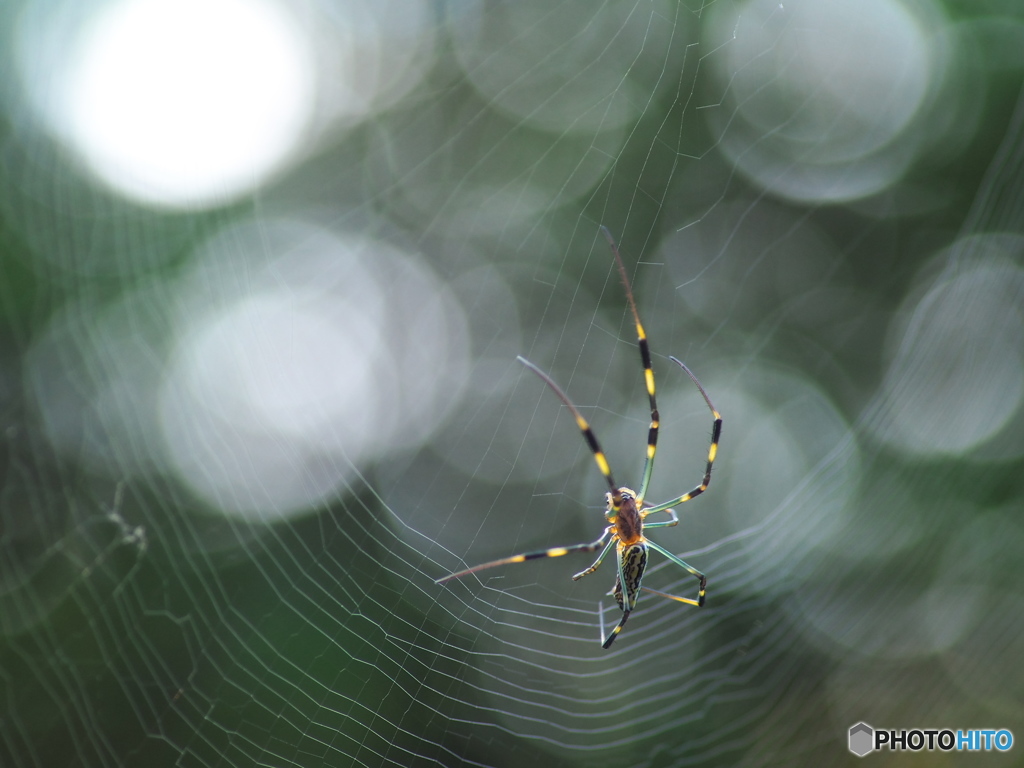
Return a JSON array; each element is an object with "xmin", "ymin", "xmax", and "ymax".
[{"xmin": 849, "ymin": 722, "xmax": 874, "ymax": 757}]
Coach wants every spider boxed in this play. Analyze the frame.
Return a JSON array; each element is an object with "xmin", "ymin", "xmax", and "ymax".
[{"xmin": 437, "ymin": 226, "xmax": 722, "ymax": 649}]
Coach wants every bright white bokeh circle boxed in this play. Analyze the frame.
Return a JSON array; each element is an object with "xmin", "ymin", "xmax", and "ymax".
[{"xmin": 47, "ymin": 0, "xmax": 315, "ymax": 207}]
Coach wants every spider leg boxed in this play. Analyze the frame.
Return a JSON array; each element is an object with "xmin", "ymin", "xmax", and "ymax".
[
  {"xmin": 640, "ymin": 507, "xmax": 678, "ymax": 528},
  {"xmin": 640, "ymin": 586, "xmax": 701, "ymax": 607},
  {"xmin": 646, "ymin": 539, "xmax": 706, "ymax": 607},
  {"xmin": 601, "ymin": 605, "xmax": 632, "ymax": 649},
  {"xmin": 600, "ymin": 543, "xmax": 638, "ymax": 649},
  {"xmin": 571, "ymin": 536, "xmax": 617, "ymax": 581},
  {"xmin": 641, "ymin": 358, "xmax": 722, "ymax": 510},
  {"xmin": 601, "ymin": 226, "xmax": 660, "ymax": 505},
  {"xmin": 436, "ymin": 528, "xmax": 612, "ymax": 584},
  {"xmin": 517, "ymin": 355, "xmax": 623, "ymax": 511}
]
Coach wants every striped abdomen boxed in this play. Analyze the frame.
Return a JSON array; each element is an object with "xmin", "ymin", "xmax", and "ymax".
[{"xmin": 613, "ymin": 543, "xmax": 648, "ymax": 611}]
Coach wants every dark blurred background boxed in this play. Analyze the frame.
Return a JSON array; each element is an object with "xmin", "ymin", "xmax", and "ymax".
[{"xmin": 2, "ymin": 1, "xmax": 1023, "ymax": 766}]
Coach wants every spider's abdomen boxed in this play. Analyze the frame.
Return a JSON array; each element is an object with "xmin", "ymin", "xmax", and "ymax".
[{"xmin": 613, "ymin": 543, "xmax": 648, "ymax": 611}]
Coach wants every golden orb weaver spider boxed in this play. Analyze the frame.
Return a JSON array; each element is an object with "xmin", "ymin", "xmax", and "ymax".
[{"xmin": 437, "ymin": 226, "xmax": 722, "ymax": 649}]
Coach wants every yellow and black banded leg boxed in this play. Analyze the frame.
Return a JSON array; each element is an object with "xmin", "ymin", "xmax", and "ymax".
[
  {"xmin": 643, "ymin": 357, "xmax": 722, "ymax": 513},
  {"xmin": 601, "ymin": 605, "xmax": 633, "ymax": 649},
  {"xmin": 645, "ymin": 540, "xmax": 706, "ymax": 607},
  {"xmin": 516, "ymin": 355, "xmax": 623, "ymax": 511},
  {"xmin": 436, "ymin": 529, "xmax": 612, "ymax": 584},
  {"xmin": 600, "ymin": 549, "xmax": 637, "ymax": 649},
  {"xmin": 640, "ymin": 585, "xmax": 703, "ymax": 607},
  {"xmin": 601, "ymin": 226, "xmax": 660, "ymax": 505}
]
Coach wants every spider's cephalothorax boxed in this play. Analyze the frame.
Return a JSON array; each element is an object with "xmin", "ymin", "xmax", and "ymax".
[
  {"xmin": 606, "ymin": 486, "xmax": 642, "ymax": 543},
  {"xmin": 437, "ymin": 227, "xmax": 722, "ymax": 649}
]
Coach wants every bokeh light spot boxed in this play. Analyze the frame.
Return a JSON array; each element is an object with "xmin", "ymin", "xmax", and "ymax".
[
  {"xmin": 156, "ymin": 220, "xmax": 469, "ymax": 520},
  {"xmin": 705, "ymin": 0, "xmax": 944, "ymax": 202},
  {"xmin": 873, "ymin": 236, "xmax": 1024, "ymax": 457},
  {"xmin": 47, "ymin": 0, "xmax": 315, "ymax": 207}
]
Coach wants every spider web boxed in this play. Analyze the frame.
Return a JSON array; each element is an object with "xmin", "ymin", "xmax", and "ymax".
[{"xmin": 3, "ymin": 1, "xmax": 1024, "ymax": 767}]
